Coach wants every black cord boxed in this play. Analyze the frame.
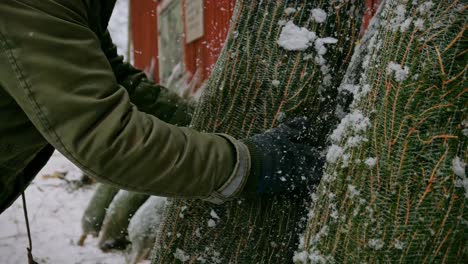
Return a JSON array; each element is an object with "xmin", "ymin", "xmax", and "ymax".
[{"xmin": 21, "ymin": 192, "xmax": 38, "ymax": 264}]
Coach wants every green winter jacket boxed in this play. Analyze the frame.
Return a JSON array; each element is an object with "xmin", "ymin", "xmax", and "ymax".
[{"xmin": 0, "ymin": 0, "xmax": 250, "ymax": 213}]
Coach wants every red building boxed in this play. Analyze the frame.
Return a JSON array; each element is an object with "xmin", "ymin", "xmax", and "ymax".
[{"xmin": 130, "ymin": 0, "xmax": 235, "ymax": 95}]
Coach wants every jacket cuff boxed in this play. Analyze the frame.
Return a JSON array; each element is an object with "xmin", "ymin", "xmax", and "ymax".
[
  {"xmin": 238, "ymin": 139, "xmax": 263, "ymax": 194},
  {"xmin": 203, "ymin": 134, "xmax": 251, "ymax": 204}
]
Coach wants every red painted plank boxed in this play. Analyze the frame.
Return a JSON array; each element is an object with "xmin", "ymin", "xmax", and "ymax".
[
  {"xmin": 130, "ymin": 0, "xmax": 159, "ymax": 82},
  {"xmin": 362, "ymin": 0, "xmax": 380, "ymax": 33},
  {"xmin": 183, "ymin": 0, "xmax": 235, "ymax": 91}
]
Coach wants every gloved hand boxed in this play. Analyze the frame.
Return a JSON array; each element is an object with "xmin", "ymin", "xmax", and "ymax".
[{"xmin": 242, "ymin": 117, "xmax": 324, "ymax": 195}]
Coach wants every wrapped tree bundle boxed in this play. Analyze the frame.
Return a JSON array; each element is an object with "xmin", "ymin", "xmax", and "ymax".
[
  {"xmin": 79, "ymin": 183, "xmax": 119, "ymax": 245},
  {"xmin": 298, "ymin": 1, "xmax": 467, "ymax": 263},
  {"xmin": 126, "ymin": 196, "xmax": 167, "ymax": 264},
  {"xmin": 152, "ymin": 1, "xmax": 364, "ymax": 263},
  {"xmin": 98, "ymin": 190, "xmax": 149, "ymax": 251}
]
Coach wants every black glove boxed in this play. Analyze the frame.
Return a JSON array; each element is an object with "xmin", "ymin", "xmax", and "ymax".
[{"xmin": 242, "ymin": 117, "xmax": 324, "ymax": 195}]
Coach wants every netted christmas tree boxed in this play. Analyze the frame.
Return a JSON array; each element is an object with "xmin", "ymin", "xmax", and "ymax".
[
  {"xmin": 152, "ymin": 0, "xmax": 364, "ymax": 263},
  {"xmin": 297, "ymin": 1, "xmax": 467, "ymax": 263},
  {"xmin": 79, "ymin": 183, "xmax": 119, "ymax": 245}
]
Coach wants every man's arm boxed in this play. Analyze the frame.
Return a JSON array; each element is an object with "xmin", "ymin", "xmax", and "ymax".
[
  {"xmin": 100, "ymin": 30, "xmax": 193, "ymax": 126},
  {"xmin": 0, "ymin": 1, "xmax": 248, "ymax": 201}
]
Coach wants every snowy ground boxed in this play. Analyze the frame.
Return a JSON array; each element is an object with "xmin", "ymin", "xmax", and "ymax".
[
  {"xmin": 0, "ymin": 152, "xmax": 127, "ymax": 264},
  {"xmin": 0, "ymin": 1, "xmax": 136, "ymax": 263}
]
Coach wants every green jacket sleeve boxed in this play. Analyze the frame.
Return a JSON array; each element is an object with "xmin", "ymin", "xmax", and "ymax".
[
  {"xmin": 99, "ymin": 31, "xmax": 193, "ymax": 126},
  {"xmin": 0, "ymin": 1, "xmax": 249, "ymax": 201}
]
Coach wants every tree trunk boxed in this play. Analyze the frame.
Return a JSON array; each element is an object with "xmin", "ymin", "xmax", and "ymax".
[{"xmin": 152, "ymin": 1, "xmax": 364, "ymax": 263}]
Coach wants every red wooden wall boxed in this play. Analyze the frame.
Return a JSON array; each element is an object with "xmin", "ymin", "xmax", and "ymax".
[
  {"xmin": 130, "ymin": 0, "xmax": 160, "ymax": 82},
  {"xmin": 130, "ymin": 0, "xmax": 234, "ymax": 89},
  {"xmin": 183, "ymin": 0, "xmax": 235, "ymax": 85}
]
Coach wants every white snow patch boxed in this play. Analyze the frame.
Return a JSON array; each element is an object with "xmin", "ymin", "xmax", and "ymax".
[
  {"xmin": 414, "ymin": 18, "xmax": 425, "ymax": 31},
  {"xmin": 463, "ymin": 119, "xmax": 468, "ymax": 137},
  {"xmin": 330, "ymin": 110, "xmax": 370, "ymax": 143},
  {"xmin": 452, "ymin": 157, "xmax": 467, "ymax": 198},
  {"xmin": 340, "ymin": 84, "xmax": 360, "ymax": 94},
  {"xmin": 389, "ymin": 4, "xmax": 407, "ymax": 31},
  {"xmin": 311, "ymin": 8, "xmax": 327, "ymax": 23},
  {"xmin": 452, "ymin": 156, "xmax": 466, "ymax": 177},
  {"xmin": 361, "ymin": 84, "xmax": 371, "ymax": 96},
  {"xmin": 179, "ymin": 205, "xmax": 188, "ymax": 218},
  {"xmin": 353, "ymin": 84, "xmax": 372, "ymax": 103},
  {"xmin": 347, "ymin": 184, "xmax": 360, "ymax": 198},
  {"xmin": 207, "ymin": 219, "xmax": 217, "ymax": 227},
  {"xmin": 313, "ymin": 225, "xmax": 329, "ymax": 245},
  {"xmin": 308, "ymin": 250, "xmax": 327, "ymax": 263},
  {"xmin": 277, "ymin": 21, "xmax": 316, "ymax": 51},
  {"xmin": 278, "ymin": 19, "xmax": 287, "ymax": 26},
  {"xmin": 174, "ymin": 248, "xmax": 190, "ymax": 262},
  {"xmin": 284, "ymin": 7, "xmax": 297, "ymax": 15},
  {"xmin": 320, "ymin": 65, "xmax": 330, "ymax": 75},
  {"xmin": 387, "ymin": 61, "xmax": 410, "ymax": 82},
  {"xmin": 277, "ymin": 111, "xmax": 287, "ymax": 123},
  {"xmin": 292, "ymin": 250, "xmax": 309, "ymax": 263},
  {"xmin": 326, "ymin": 145, "xmax": 344, "ymax": 163},
  {"xmin": 197, "ymin": 256, "xmax": 207, "ymax": 263},
  {"xmin": 400, "ymin": 17, "xmax": 413, "ymax": 32},
  {"xmin": 330, "ymin": 208, "xmax": 339, "ymax": 219},
  {"xmin": 368, "ymin": 238, "xmax": 385, "ymax": 250},
  {"xmin": 394, "ymin": 239, "xmax": 405, "ymax": 250},
  {"xmin": 314, "ymin": 55, "xmax": 327, "ymax": 66},
  {"xmin": 462, "ymin": 119, "xmax": 468, "ymax": 127},
  {"xmin": 365, "ymin": 157, "xmax": 377, "ymax": 168},
  {"xmin": 312, "ymin": 35, "xmax": 338, "ymax": 87},
  {"xmin": 314, "ymin": 37, "xmax": 338, "ymax": 56},
  {"xmin": 210, "ymin": 210, "xmax": 220, "ymax": 219},
  {"xmin": 303, "ymin": 53, "xmax": 314, "ymax": 60},
  {"xmin": 341, "ymin": 153, "xmax": 351, "ymax": 168},
  {"xmin": 322, "ymin": 74, "xmax": 332, "ymax": 86},
  {"xmin": 340, "ymin": 83, "xmax": 371, "ymax": 104},
  {"xmin": 417, "ymin": 1, "xmax": 434, "ymax": 15},
  {"xmin": 318, "ymin": 37, "xmax": 338, "ymax": 44},
  {"xmin": 346, "ymin": 135, "xmax": 368, "ymax": 147}
]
